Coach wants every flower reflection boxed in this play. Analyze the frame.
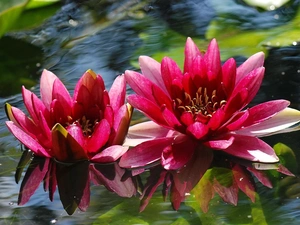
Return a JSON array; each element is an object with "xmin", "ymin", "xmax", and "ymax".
[
  {"xmin": 6, "ymin": 69, "xmax": 132, "ymax": 163},
  {"xmin": 135, "ymin": 150, "xmax": 293, "ymax": 212},
  {"xmin": 16, "ymin": 150, "xmax": 136, "ymax": 215}
]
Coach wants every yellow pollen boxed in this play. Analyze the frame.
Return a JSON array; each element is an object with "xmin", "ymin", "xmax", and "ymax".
[
  {"xmin": 79, "ymin": 116, "xmax": 97, "ymax": 136},
  {"xmin": 176, "ymin": 87, "xmax": 227, "ymax": 120}
]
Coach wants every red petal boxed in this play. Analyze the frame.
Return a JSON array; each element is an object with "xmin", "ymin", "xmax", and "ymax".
[
  {"xmin": 204, "ymin": 135, "xmax": 235, "ymax": 149},
  {"xmin": 186, "ymin": 122, "xmax": 209, "ymax": 139},
  {"xmin": 161, "ymin": 105, "xmax": 183, "ymax": 130},
  {"xmin": 236, "ymin": 52, "xmax": 265, "ymax": 84},
  {"xmin": 125, "ymin": 70, "xmax": 158, "ymax": 103},
  {"xmin": 86, "ymin": 119, "xmax": 111, "ymax": 154},
  {"xmin": 222, "ymin": 135, "xmax": 279, "ymax": 163},
  {"xmin": 109, "ymin": 74, "xmax": 126, "ymax": 113},
  {"xmin": 6, "ymin": 121, "xmax": 51, "ymax": 157},
  {"xmin": 127, "ymin": 95, "xmax": 167, "ymax": 126},
  {"xmin": 162, "ymin": 135, "xmax": 196, "ymax": 170},
  {"xmin": 161, "ymin": 57, "xmax": 183, "ymax": 94},
  {"xmin": 139, "ymin": 56, "xmax": 168, "ymax": 94},
  {"xmin": 184, "ymin": 37, "xmax": 201, "ymax": 73},
  {"xmin": 221, "ymin": 58, "xmax": 236, "ymax": 97},
  {"xmin": 119, "ymin": 137, "xmax": 174, "ymax": 169},
  {"xmin": 242, "ymin": 100, "xmax": 290, "ymax": 127},
  {"xmin": 204, "ymin": 38, "xmax": 222, "ymax": 83},
  {"xmin": 40, "ymin": 69, "xmax": 57, "ymax": 110}
]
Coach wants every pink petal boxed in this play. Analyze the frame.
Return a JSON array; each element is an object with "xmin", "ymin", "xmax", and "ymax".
[
  {"xmin": 221, "ymin": 135, "xmax": 279, "ymax": 163},
  {"xmin": 191, "ymin": 55, "xmax": 207, "ymax": 85},
  {"xmin": 6, "ymin": 121, "xmax": 51, "ymax": 157},
  {"xmin": 162, "ymin": 135, "xmax": 196, "ymax": 170},
  {"xmin": 40, "ymin": 69, "xmax": 58, "ymax": 110},
  {"xmin": 161, "ymin": 57, "xmax": 183, "ymax": 94},
  {"xmin": 139, "ymin": 56, "xmax": 168, "ymax": 94},
  {"xmin": 204, "ymin": 38, "xmax": 222, "ymax": 83},
  {"xmin": 204, "ymin": 135, "xmax": 235, "ymax": 149},
  {"xmin": 109, "ymin": 74, "xmax": 126, "ymax": 113},
  {"xmin": 8, "ymin": 105, "xmax": 38, "ymax": 137},
  {"xmin": 52, "ymin": 78, "xmax": 73, "ymax": 118},
  {"xmin": 119, "ymin": 137, "xmax": 174, "ymax": 169},
  {"xmin": 125, "ymin": 70, "xmax": 159, "ymax": 103},
  {"xmin": 91, "ymin": 145, "xmax": 129, "ymax": 163},
  {"xmin": 123, "ymin": 121, "xmax": 175, "ymax": 147},
  {"xmin": 22, "ymin": 87, "xmax": 49, "ymax": 124},
  {"xmin": 236, "ymin": 52, "xmax": 265, "ymax": 84},
  {"xmin": 242, "ymin": 100, "xmax": 290, "ymax": 127},
  {"xmin": 127, "ymin": 95, "xmax": 167, "ymax": 126},
  {"xmin": 221, "ymin": 58, "xmax": 236, "ymax": 97},
  {"xmin": 161, "ymin": 105, "xmax": 183, "ymax": 130},
  {"xmin": 86, "ymin": 119, "xmax": 111, "ymax": 153},
  {"xmin": 110, "ymin": 104, "xmax": 132, "ymax": 145},
  {"xmin": 184, "ymin": 37, "xmax": 201, "ymax": 73},
  {"xmin": 152, "ymin": 84, "xmax": 173, "ymax": 110},
  {"xmin": 74, "ymin": 70, "xmax": 103, "ymax": 99},
  {"xmin": 225, "ymin": 110, "xmax": 249, "ymax": 131},
  {"xmin": 186, "ymin": 122, "xmax": 209, "ymax": 139},
  {"xmin": 180, "ymin": 111, "xmax": 194, "ymax": 126},
  {"xmin": 235, "ymin": 107, "xmax": 300, "ymax": 137},
  {"xmin": 227, "ymin": 67, "xmax": 265, "ymax": 113}
]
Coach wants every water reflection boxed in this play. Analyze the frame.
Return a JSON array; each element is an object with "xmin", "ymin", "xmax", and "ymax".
[{"xmin": 16, "ymin": 150, "xmax": 136, "ymax": 215}]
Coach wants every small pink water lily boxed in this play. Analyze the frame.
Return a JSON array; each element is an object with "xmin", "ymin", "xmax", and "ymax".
[
  {"xmin": 6, "ymin": 69, "xmax": 132, "ymax": 163},
  {"xmin": 120, "ymin": 37, "xmax": 300, "ymax": 170}
]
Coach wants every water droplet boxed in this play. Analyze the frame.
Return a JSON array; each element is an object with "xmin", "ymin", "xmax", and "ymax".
[
  {"xmin": 281, "ymin": 72, "xmax": 285, "ymax": 75},
  {"xmin": 8, "ymin": 202, "xmax": 14, "ymax": 206},
  {"xmin": 247, "ymin": 215, "xmax": 252, "ymax": 218},
  {"xmin": 50, "ymin": 219, "xmax": 57, "ymax": 224},
  {"xmin": 239, "ymin": 177, "xmax": 244, "ymax": 181},
  {"xmin": 269, "ymin": 5, "xmax": 276, "ymax": 10},
  {"xmin": 69, "ymin": 19, "xmax": 78, "ymax": 27}
]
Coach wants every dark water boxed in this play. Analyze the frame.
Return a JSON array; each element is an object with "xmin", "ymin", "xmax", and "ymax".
[{"xmin": 1, "ymin": 0, "xmax": 300, "ymax": 224}]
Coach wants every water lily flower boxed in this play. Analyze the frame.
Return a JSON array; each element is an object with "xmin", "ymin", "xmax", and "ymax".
[
  {"xmin": 6, "ymin": 69, "xmax": 132, "ymax": 163},
  {"xmin": 120, "ymin": 37, "xmax": 300, "ymax": 171}
]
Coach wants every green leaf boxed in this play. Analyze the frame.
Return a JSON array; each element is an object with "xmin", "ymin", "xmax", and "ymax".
[
  {"xmin": 206, "ymin": 6, "xmax": 300, "ymax": 58},
  {"xmin": 0, "ymin": 0, "xmax": 28, "ymax": 37},
  {"xmin": 25, "ymin": 0, "xmax": 60, "ymax": 9},
  {"xmin": 273, "ymin": 142, "xmax": 297, "ymax": 174}
]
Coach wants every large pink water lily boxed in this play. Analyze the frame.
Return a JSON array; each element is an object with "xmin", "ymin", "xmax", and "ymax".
[
  {"xmin": 120, "ymin": 37, "xmax": 300, "ymax": 170},
  {"xmin": 6, "ymin": 69, "xmax": 132, "ymax": 163}
]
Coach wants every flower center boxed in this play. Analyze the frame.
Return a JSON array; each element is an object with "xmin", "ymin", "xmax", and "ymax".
[
  {"xmin": 79, "ymin": 116, "xmax": 98, "ymax": 136},
  {"xmin": 175, "ymin": 87, "xmax": 226, "ymax": 121}
]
